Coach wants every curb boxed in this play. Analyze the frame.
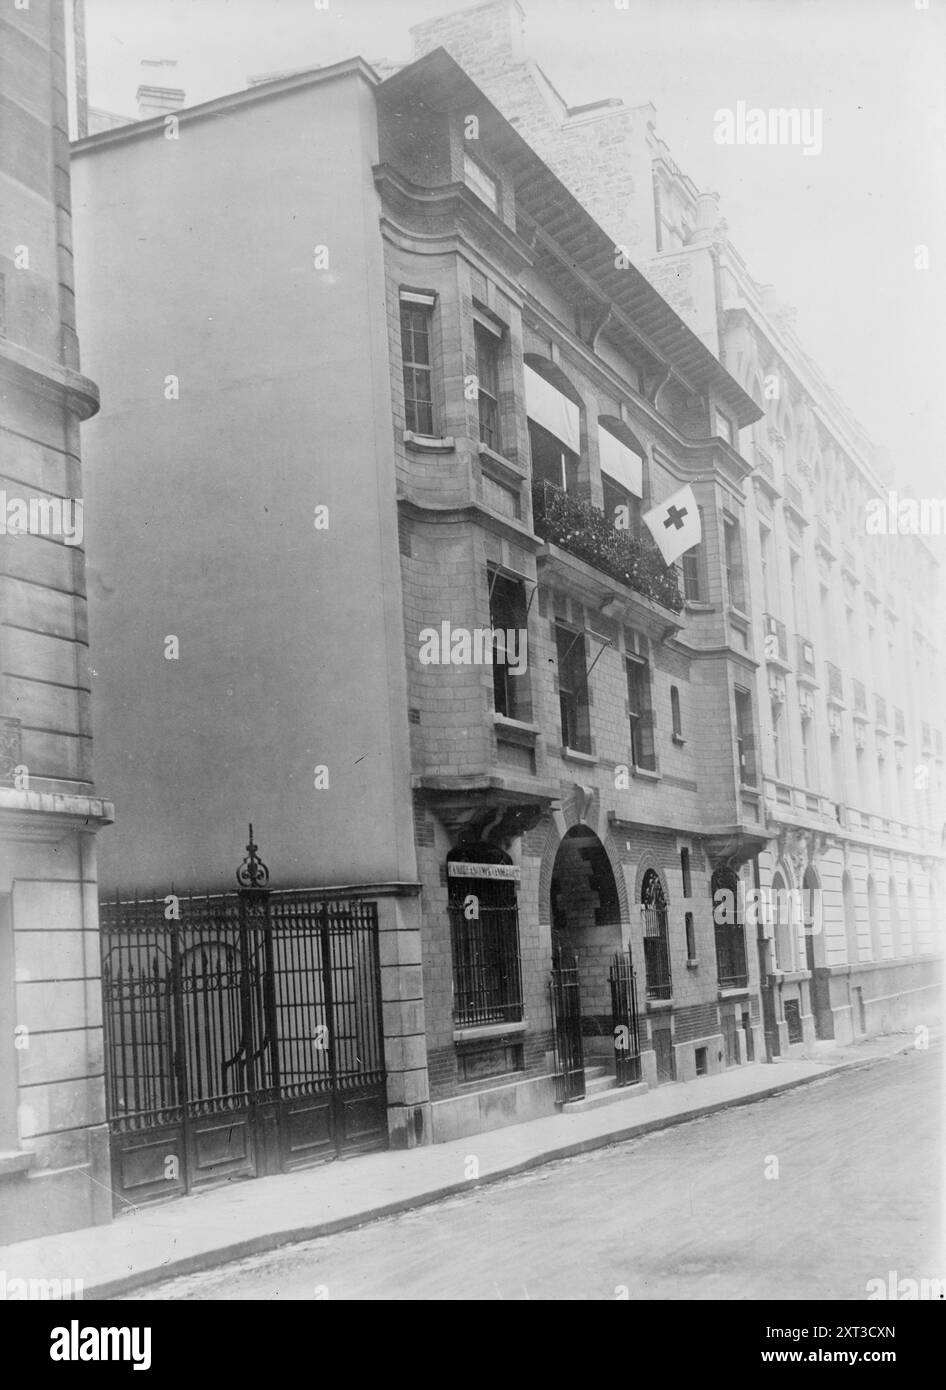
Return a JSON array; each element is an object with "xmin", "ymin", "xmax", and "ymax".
[{"xmin": 90, "ymin": 1039, "xmax": 920, "ymax": 1299}]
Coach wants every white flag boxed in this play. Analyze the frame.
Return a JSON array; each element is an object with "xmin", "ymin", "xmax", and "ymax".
[{"xmin": 642, "ymin": 485, "xmax": 701, "ymax": 566}]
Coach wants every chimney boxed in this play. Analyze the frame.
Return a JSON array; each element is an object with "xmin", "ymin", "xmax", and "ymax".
[{"xmin": 136, "ymin": 85, "xmax": 186, "ymax": 121}]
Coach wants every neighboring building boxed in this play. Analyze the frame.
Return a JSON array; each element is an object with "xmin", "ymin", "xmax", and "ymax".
[
  {"xmin": 411, "ymin": 0, "xmax": 944, "ymax": 1054},
  {"xmin": 0, "ymin": 0, "xmax": 113, "ymax": 1241},
  {"xmin": 72, "ymin": 31, "xmax": 773, "ymax": 1181}
]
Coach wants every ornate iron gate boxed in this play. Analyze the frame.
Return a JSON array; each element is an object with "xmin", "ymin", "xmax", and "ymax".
[
  {"xmin": 549, "ymin": 947, "xmax": 584, "ymax": 1102},
  {"xmin": 608, "ymin": 949, "xmax": 642, "ymax": 1086},
  {"xmin": 100, "ymin": 830, "xmax": 387, "ymax": 1209}
]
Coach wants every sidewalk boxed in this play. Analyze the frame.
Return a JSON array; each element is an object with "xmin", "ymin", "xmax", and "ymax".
[{"xmin": 0, "ymin": 1032, "xmax": 921, "ymax": 1298}]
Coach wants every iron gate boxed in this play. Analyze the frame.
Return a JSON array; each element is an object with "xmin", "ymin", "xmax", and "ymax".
[
  {"xmin": 608, "ymin": 949, "xmax": 642, "ymax": 1086},
  {"xmin": 549, "ymin": 947, "xmax": 584, "ymax": 1102},
  {"xmin": 100, "ymin": 830, "xmax": 387, "ymax": 1209}
]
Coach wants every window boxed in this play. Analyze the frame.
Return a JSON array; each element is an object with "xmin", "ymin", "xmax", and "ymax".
[
  {"xmin": 685, "ymin": 911, "xmax": 696, "ymax": 961},
  {"xmin": 735, "ymin": 686, "xmax": 756, "ymax": 785},
  {"xmin": 682, "ymin": 543, "xmax": 703, "ymax": 602},
  {"xmin": 400, "ymin": 301, "xmax": 434, "ymax": 435},
  {"xmin": 790, "ymin": 551, "xmax": 807, "ymax": 632},
  {"xmin": 714, "ymin": 409, "xmax": 735, "ymax": 446},
  {"xmin": 772, "ymin": 701, "xmax": 784, "ymax": 780},
  {"xmin": 712, "ymin": 866, "xmax": 748, "ymax": 989},
  {"xmin": 529, "ymin": 419, "xmax": 578, "ymax": 494},
  {"xmin": 800, "ymin": 713, "xmax": 815, "ymax": 789},
  {"xmin": 759, "ymin": 525, "xmax": 772, "ymax": 611},
  {"xmin": 463, "ymin": 153, "xmax": 499, "ymax": 214},
  {"xmin": 670, "ymin": 685, "xmax": 682, "ymax": 740},
  {"xmin": 489, "ymin": 569, "xmax": 528, "ymax": 722},
  {"xmin": 556, "ymin": 624, "xmax": 591, "ymax": 753},
  {"xmin": 626, "ymin": 655, "xmax": 655, "ymax": 771},
  {"xmin": 447, "ymin": 846, "xmax": 522, "ymax": 1026},
  {"xmin": 475, "ymin": 324, "xmax": 501, "ymax": 453},
  {"xmin": 602, "ymin": 474, "xmax": 641, "ymax": 539},
  {"xmin": 724, "ymin": 517, "xmax": 745, "ymax": 610},
  {"xmin": 680, "ymin": 848, "xmax": 691, "ymax": 897},
  {"xmin": 771, "ymin": 870, "xmax": 794, "ymax": 972},
  {"xmin": 641, "ymin": 869, "xmax": 672, "ymax": 1000}
]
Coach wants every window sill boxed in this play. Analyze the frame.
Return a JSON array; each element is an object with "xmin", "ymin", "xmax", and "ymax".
[
  {"xmin": 684, "ymin": 600, "xmax": 714, "ymax": 613},
  {"xmin": 739, "ymin": 782, "xmax": 760, "ymax": 796},
  {"xmin": 560, "ymin": 746, "xmax": 597, "ymax": 765},
  {"xmin": 404, "ymin": 431, "xmax": 456, "ymax": 454},
  {"xmin": 0, "ymin": 1149, "xmax": 35, "ymax": 1178},
  {"xmin": 494, "ymin": 715, "xmax": 539, "ymax": 746},
  {"xmin": 728, "ymin": 605, "xmax": 750, "ymax": 625},
  {"xmin": 718, "ymin": 986, "xmax": 750, "ymax": 999},
  {"xmin": 479, "ymin": 445, "xmax": 526, "ymax": 487},
  {"xmin": 646, "ymin": 998, "xmax": 674, "ymax": 1011},
  {"xmin": 671, "ymin": 733, "xmax": 686, "ymax": 746},
  {"xmin": 454, "ymin": 1020, "xmax": 527, "ymax": 1044},
  {"xmin": 686, "ymin": 958, "xmax": 699, "ymax": 970},
  {"xmin": 632, "ymin": 764, "xmax": 660, "ymax": 782}
]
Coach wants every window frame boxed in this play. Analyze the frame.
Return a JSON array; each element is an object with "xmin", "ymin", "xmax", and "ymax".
[{"xmin": 400, "ymin": 296, "xmax": 436, "ymax": 437}]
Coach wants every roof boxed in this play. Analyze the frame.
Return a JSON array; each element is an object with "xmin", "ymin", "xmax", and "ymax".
[{"xmin": 379, "ymin": 49, "xmax": 761, "ymax": 428}]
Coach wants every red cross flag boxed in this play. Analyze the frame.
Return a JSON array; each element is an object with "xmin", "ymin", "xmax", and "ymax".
[{"xmin": 642, "ymin": 485, "xmax": 701, "ymax": 566}]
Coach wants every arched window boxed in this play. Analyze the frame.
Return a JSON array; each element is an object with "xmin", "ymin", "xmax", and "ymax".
[
  {"xmin": 842, "ymin": 870, "xmax": 859, "ymax": 964},
  {"xmin": 867, "ymin": 875, "xmax": 881, "ymax": 960},
  {"xmin": 771, "ymin": 869, "xmax": 794, "ymax": 972},
  {"xmin": 888, "ymin": 875, "xmax": 901, "ymax": 958},
  {"xmin": 640, "ymin": 869, "xmax": 671, "ymax": 1000}
]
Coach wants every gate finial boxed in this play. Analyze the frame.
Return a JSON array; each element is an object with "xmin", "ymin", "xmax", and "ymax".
[{"xmin": 237, "ymin": 823, "xmax": 270, "ymax": 888}]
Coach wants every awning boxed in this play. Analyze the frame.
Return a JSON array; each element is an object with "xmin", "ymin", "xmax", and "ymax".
[
  {"xmin": 524, "ymin": 364, "xmax": 580, "ymax": 453},
  {"xmin": 598, "ymin": 424, "xmax": 643, "ymax": 498}
]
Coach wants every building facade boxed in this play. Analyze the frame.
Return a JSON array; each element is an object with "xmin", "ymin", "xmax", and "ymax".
[
  {"xmin": 0, "ymin": 0, "xmax": 113, "ymax": 1242},
  {"xmin": 71, "ymin": 29, "xmax": 792, "ymax": 1170},
  {"xmin": 411, "ymin": 0, "xmax": 944, "ymax": 1061}
]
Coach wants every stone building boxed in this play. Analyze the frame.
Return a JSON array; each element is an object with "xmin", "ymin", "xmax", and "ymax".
[
  {"xmin": 0, "ymin": 0, "xmax": 112, "ymax": 1242},
  {"xmin": 71, "ymin": 29, "xmax": 776, "ymax": 1168},
  {"xmin": 411, "ymin": 0, "xmax": 944, "ymax": 1059}
]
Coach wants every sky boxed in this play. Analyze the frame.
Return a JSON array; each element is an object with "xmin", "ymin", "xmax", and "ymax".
[{"xmin": 80, "ymin": 0, "xmax": 946, "ymax": 499}]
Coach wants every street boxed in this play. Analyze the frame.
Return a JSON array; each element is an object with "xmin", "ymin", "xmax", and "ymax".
[{"xmin": 124, "ymin": 1046, "xmax": 943, "ymax": 1301}]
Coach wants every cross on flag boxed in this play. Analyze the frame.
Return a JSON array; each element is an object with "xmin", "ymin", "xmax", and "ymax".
[{"xmin": 642, "ymin": 484, "xmax": 701, "ymax": 566}]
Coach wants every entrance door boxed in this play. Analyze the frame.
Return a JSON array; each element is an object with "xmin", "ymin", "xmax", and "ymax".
[
  {"xmin": 549, "ymin": 947, "xmax": 584, "ymax": 1101},
  {"xmin": 652, "ymin": 1024, "xmax": 675, "ymax": 1084},
  {"xmin": 758, "ymin": 938, "xmax": 780, "ymax": 1058}
]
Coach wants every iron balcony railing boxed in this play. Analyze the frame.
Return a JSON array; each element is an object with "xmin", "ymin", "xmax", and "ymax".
[
  {"xmin": 642, "ymin": 904, "xmax": 673, "ymax": 1000},
  {"xmin": 754, "ymin": 446, "xmax": 776, "ymax": 488},
  {"xmin": 894, "ymin": 707, "xmax": 906, "ymax": 740},
  {"xmin": 763, "ymin": 614, "xmax": 788, "ymax": 663},
  {"xmin": 853, "ymin": 679, "xmax": 868, "ymax": 715},
  {"xmin": 531, "ymin": 480, "xmax": 683, "ymax": 613},
  {"xmin": 715, "ymin": 923, "xmax": 749, "ymax": 990},
  {"xmin": 826, "ymin": 661, "xmax": 844, "ymax": 703},
  {"xmin": 0, "ymin": 716, "xmax": 22, "ymax": 782},
  {"xmin": 796, "ymin": 635, "xmax": 816, "ymax": 680},
  {"xmin": 874, "ymin": 694, "xmax": 888, "ymax": 729}
]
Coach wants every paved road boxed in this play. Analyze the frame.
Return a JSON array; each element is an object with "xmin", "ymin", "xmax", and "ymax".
[{"xmin": 126, "ymin": 1046, "xmax": 943, "ymax": 1301}]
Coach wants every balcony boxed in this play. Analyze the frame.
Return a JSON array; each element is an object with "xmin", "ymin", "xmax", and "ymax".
[
  {"xmin": 795, "ymin": 635, "xmax": 817, "ymax": 684},
  {"xmin": 531, "ymin": 481, "xmax": 683, "ymax": 614},
  {"xmin": 874, "ymin": 694, "xmax": 888, "ymax": 730},
  {"xmin": 826, "ymin": 661, "xmax": 844, "ymax": 705},
  {"xmin": 763, "ymin": 614, "xmax": 789, "ymax": 665},
  {"xmin": 853, "ymin": 680, "xmax": 868, "ymax": 717},
  {"xmin": 894, "ymin": 707, "xmax": 906, "ymax": 742},
  {"xmin": 752, "ymin": 445, "xmax": 780, "ymax": 500},
  {"xmin": 782, "ymin": 476, "xmax": 807, "ymax": 525}
]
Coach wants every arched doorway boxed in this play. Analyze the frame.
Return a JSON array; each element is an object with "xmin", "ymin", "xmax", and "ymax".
[
  {"xmin": 804, "ymin": 866, "xmax": 833, "ymax": 1039},
  {"xmin": 548, "ymin": 827, "xmax": 637, "ymax": 1091},
  {"xmin": 771, "ymin": 869, "xmax": 794, "ymax": 972}
]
